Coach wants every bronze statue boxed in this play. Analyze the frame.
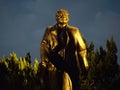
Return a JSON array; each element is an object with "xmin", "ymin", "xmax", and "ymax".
[{"xmin": 40, "ymin": 9, "xmax": 89, "ymax": 90}]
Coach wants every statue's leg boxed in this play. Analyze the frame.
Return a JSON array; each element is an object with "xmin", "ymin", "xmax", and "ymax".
[{"xmin": 62, "ymin": 72, "xmax": 72, "ymax": 90}]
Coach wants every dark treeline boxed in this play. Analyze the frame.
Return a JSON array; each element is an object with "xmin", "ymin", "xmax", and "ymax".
[{"xmin": 0, "ymin": 37, "xmax": 120, "ymax": 90}]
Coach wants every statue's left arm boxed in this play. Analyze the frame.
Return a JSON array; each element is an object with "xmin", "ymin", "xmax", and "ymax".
[{"xmin": 75, "ymin": 29, "xmax": 89, "ymax": 69}]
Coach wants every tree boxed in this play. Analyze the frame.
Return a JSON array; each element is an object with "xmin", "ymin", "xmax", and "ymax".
[
  {"xmin": 0, "ymin": 37, "xmax": 120, "ymax": 90},
  {"xmin": 82, "ymin": 37, "xmax": 120, "ymax": 90}
]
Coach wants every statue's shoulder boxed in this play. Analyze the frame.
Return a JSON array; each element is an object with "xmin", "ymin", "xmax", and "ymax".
[
  {"xmin": 46, "ymin": 25, "xmax": 56, "ymax": 31},
  {"xmin": 46, "ymin": 26, "xmax": 53, "ymax": 30},
  {"xmin": 67, "ymin": 25, "xmax": 79, "ymax": 33}
]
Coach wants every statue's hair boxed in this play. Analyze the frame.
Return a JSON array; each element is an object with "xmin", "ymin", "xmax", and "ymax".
[{"xmin": 56, "ymin": 9, "xmax": 69, "ymax": 17}]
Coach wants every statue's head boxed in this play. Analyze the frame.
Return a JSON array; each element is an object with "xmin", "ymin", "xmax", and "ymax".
[{"xmin": 56, "ymin": 9, "xmax": 69, "ymax": 25}]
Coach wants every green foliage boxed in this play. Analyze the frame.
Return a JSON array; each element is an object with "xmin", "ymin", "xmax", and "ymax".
[
  {"xmin": 0, "ymin": 37, "xmax": 120, "ymax": 90},
  {"xmin": 80, "ymin": 37, "xmax": 120, "ymax": 90},
  {"xmin": 0, "ymin": 52, "xmax": 40, "ymax": 90}
]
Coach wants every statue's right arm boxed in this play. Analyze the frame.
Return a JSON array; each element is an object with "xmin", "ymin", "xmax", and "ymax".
[{"xmin": 40, "ymin": 27, "xmax": 51, "ymax": 67}]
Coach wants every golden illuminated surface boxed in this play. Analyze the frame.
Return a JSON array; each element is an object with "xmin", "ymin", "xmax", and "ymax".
[
  {"xmin": 40, "ymin": 9, "xmax": 89, "ymax": 90},
  {"xmin": 75, "ymin": 30, "xmax": 89, "ymax": 68},
  {"xmin": 56, "ymin": 9, "xmax": 69, "ymax": 26}
]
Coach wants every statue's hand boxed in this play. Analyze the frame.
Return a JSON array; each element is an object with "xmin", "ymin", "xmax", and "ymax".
[{"xmin": 48, "ymin": 50, "xmax": 70, "ymax": 72}]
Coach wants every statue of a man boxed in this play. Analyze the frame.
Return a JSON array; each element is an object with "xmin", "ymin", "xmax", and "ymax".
[{"xmin": 40, "ymin": 9, "xmax": 89, "ymax": 90}]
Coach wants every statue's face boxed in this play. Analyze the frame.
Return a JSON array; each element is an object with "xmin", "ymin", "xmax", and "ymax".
[{"xmin": 56, "ymin": 11, "xmax": 69, "ymax": 24}]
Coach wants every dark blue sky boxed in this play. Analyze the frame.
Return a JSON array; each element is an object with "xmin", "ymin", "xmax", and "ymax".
[{"xmin": 0, "ymin": 0, "xmax": 120, "ymax": 63}]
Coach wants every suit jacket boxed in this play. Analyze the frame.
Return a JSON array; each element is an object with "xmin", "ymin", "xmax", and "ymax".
[{"xmin": 40, "ymin": 24, "xmax": 87, "ymax": 90}]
